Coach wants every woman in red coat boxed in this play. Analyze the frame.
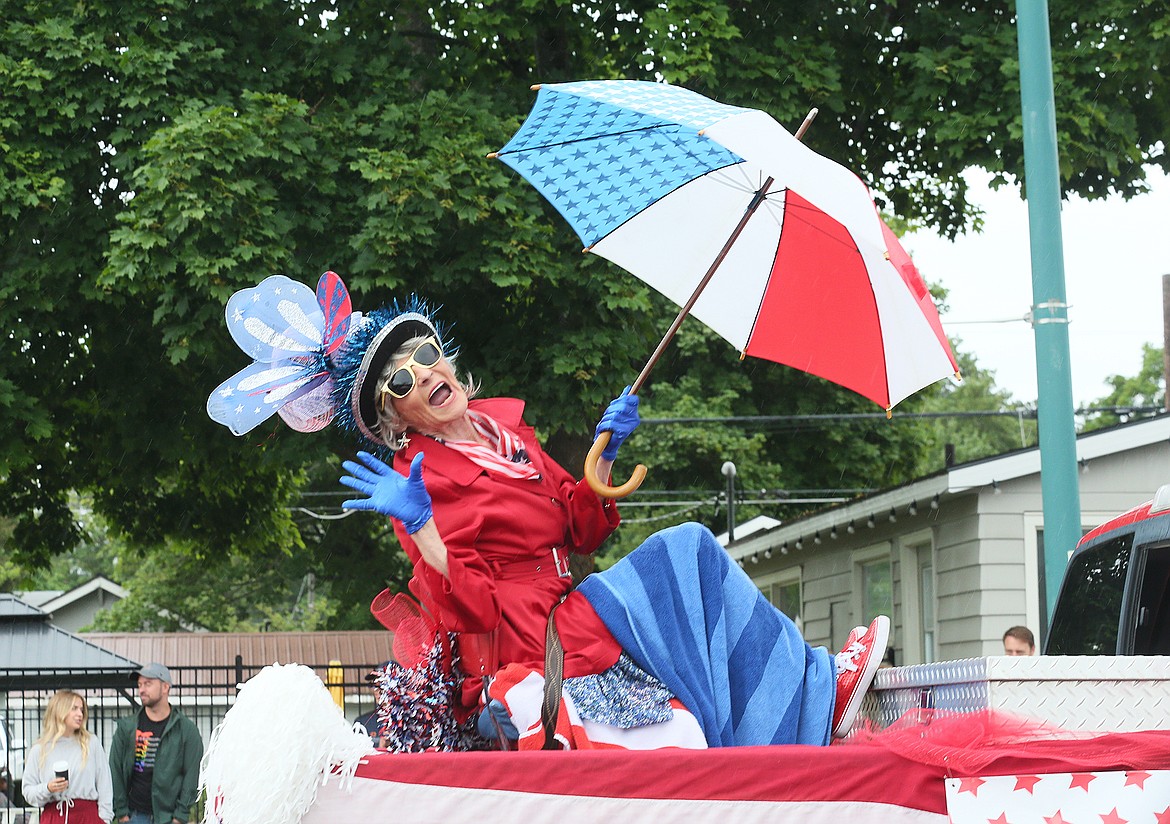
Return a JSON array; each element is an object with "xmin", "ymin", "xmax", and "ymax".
[
  {"xmin": 206, "ymin": 274, "xmax": 888, "ymax": 751},
  {"xmin": 337, "ymin": 300, "xmax": 889, "ymax": 752}
]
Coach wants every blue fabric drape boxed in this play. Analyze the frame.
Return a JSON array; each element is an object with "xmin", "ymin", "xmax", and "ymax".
[{"xmin": 577, "ymin": 522, "xmax": 834, "ymax": 747}]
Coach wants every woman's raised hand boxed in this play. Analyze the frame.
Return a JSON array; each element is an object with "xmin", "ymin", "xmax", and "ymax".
[
  {"xmin": 340, "ymin": 451, "xmax": 433, "ymax": 534},
  {"xmin": 594, "ymin": 386, "xmax": 641, "ymax": 460}
]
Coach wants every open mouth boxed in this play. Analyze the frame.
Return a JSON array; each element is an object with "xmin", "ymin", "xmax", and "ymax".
[{"xmin": 429, "ymin": 383, "xmax": 453, "ymax": 407}]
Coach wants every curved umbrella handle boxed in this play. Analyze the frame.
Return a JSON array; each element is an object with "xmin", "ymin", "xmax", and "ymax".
[{"xmin": 583, "ymin": 431, "xmax": 647, "ymax": 499}]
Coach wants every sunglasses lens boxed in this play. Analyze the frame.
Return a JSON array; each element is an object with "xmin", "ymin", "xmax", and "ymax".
[
  {"xmin": 387, "ymin": 368, "xmax": 415, "ymax": 398},
  {"xmin": 414, "ymin": 342, "xmax": 441, "ymax": 367},
  {"xmin": 381, "ymin": 339, "xmax": 443, "ymax": 402}
]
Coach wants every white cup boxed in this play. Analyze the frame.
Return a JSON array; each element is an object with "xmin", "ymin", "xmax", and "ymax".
[{"xmin": 52, "ymin": 760, "xmax": 69, "ymax": 781}]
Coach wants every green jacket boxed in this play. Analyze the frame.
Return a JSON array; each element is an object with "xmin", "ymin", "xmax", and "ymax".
[{"xmin": 109, "ymin": 707, "xmax": 203, "ymax": 824}]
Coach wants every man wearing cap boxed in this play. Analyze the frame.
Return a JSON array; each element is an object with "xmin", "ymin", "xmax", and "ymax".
[
  {"xmin": 109, "ymin": 663, "xmax": 203, "ymax": 824},
  {"xmin": 352, "ymin": 662, "xmax": 391, "ymax": 748}
]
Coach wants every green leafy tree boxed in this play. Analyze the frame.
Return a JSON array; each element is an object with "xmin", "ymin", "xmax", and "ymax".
[
  {"xmin": 909, "ymin": 346, "xmax": 1038, "ymax": 471},
  {"xmin": 1082, "ymin": 343, "xmax": 1165, "ymax": 432},
  {"xmin": 8, "ymin": 489, "xmax": 411, "ymax": 631},
  {"xmin": 2, "ymin": 1, "xmax": 1163, "ymax": 626},
  {"xmin": 87, "ymin": 544, "xmax": 342, "ymax": 633}
]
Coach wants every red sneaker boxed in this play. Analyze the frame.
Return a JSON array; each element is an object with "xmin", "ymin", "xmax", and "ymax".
[{"xmin": 831, "ymin": 615, "xmax": 890, "ymax": 738}]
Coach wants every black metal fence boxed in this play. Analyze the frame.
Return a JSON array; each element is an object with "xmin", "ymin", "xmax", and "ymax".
[{"xmin": 1, "ymin": 660, "xmax": 380, "ymax": 822}]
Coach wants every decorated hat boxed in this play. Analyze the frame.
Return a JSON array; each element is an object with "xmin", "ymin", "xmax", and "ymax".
[
  {"xmin": 328, "ymin": 299, "xmax": 443, "ymax": 449},
  {"xmin": 207, "ymin": 272, "xmax": 453, "ymax": 452}
]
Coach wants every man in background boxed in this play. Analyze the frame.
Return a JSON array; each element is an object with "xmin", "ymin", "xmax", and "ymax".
[
  {"xmin": 353, "ymin": 662, "xmax": 390, "ymax": 748},
  {"xmin": 1003, "ymin": 626, "xmax": 1037, "ymax": 656},
  {"xmin": 110, "ymin": 663, "xmax": 203, "ymax": 824}
]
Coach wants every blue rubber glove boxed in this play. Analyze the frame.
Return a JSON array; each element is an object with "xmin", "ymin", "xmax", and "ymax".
[
  {"xmin": 340, "ymin": 451, "xmax": 433, "ymax": 534},
  {"xmin": 477, "ymin": 698, "xmax": 519, "ymax": 743},
  {"xmin": 593, "ymin": 386, "xmax": 640, "ymax": 461}
]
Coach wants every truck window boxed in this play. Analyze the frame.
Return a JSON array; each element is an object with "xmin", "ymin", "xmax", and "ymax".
[
  {"xmin": 1046, "ymin": 533, "xmax": 1132, "ymax": 655},
  {"xmin": 1133, "ymin": 544, "xmax": 1170, "ymax": 655}
]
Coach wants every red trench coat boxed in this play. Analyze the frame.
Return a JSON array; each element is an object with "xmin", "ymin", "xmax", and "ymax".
[{"xmin": 392, "ymin": 397, "xmax": 624, "ymax": 714}]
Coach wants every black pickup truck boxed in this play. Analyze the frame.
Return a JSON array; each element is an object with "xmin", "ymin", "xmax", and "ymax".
[{"xmin": 1047, "ymin": 485, "xmax": 1170, "ymax": 655}]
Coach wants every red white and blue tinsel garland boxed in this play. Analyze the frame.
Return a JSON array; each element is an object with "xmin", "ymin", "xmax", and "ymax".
[{"xmin": 371, "ymin": 633, "xmax": 491, "ymax": 753}]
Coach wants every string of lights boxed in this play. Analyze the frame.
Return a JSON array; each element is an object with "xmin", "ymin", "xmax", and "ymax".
[
  {"xmin": 639, "ymin": 405, "xmax": 1162, "ymax": 427},
  {"xmin": 293, "ymin": 490, "xmax": 860, "ymax": 523},
  {"xmin": 287, "ymin": 407, "xmax": 1164, "ymax": 521}
]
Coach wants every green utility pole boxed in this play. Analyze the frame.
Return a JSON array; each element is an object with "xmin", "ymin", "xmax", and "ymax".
[{"xmin": 1015, "ymin": 0, "xmax": 1082, "ymax": 628}]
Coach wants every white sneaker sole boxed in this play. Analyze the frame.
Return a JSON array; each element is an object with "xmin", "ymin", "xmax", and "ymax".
[{"xmin": 832, "ymin": 615, "xmax": 890, "ymax": 738}]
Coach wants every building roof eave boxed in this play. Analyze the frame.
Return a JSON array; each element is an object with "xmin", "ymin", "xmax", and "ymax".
[
  {"xmin": 724, "ymin": 414, "xmax": 1170, "ymax": 562},
  {"xmin": 726, "ymin": 475, "xmax": 950, "ymax": 560}
]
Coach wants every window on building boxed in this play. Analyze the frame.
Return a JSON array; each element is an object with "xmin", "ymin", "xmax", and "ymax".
[
  {"xmin": 860, "ymin": 556, "xmax": 893, "ymax": 624},
  {"xmin": 897, "ymin": 533, "xmax": 934, "ymax": 666},
  {"xmin": 919, "ymin": 555, "xmax": 936, "ymax": 663},
  {"xmin": 759, "ymin": 569, "xmax": 803, "ymax": 635}
]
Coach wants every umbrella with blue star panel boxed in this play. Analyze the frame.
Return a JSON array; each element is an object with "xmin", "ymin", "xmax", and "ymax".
[{"xmin": 492, "ymin": 80, "xmax": 959, "ymax": 496}]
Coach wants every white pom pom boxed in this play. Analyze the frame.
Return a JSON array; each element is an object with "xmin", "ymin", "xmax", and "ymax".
[{"xmin": 199, "ymin": 663, "xmax": 375, "ymax": 824}]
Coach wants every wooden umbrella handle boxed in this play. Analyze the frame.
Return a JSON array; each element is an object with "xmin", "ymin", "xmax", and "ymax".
[{"xmin": 583, "ymin": 431, "xmax": 647, "ymax": 498}]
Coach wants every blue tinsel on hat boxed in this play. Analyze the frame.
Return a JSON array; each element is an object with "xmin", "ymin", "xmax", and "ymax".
[{"xmin": 327, "ymin": 295, "xmax": 459, "ymax": 453}]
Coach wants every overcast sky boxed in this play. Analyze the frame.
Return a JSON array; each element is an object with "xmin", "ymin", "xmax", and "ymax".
[{"xmin": 902, "ymin": 165, "xmax": 1170, "ymax": 407}]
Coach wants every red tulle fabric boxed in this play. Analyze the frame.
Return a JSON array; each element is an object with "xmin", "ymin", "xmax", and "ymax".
[
  {"xmin": 845, "ymin": 709, "xmax": 1170, "ymax": 776},
  {"xmin": 370, "ymin": 589, "xmax": 439, "ymax": 668}
]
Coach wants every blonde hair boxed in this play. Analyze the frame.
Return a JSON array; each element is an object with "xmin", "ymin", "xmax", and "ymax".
[
  {"xmin": 36, "ymin": 690, "xmax": 91, "ymax": 770},
  {"xmin": 374, "ymin": 334, "xmax": 479, "ymax": 451}
]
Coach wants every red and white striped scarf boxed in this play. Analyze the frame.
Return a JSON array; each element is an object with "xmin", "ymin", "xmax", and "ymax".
[{"xmin": 441, "ymin": 411, "xmax": 541, "ymax": 480}]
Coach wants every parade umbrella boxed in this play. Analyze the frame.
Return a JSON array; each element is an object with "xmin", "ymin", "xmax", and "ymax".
[{"xmin": 490, "ymin": 80, "xmax": 960, "ymax": 496}]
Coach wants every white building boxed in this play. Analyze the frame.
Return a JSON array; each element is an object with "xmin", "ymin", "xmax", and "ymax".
[{"xmin": 725, "ymin": 415, "xmax": 1170, "ymax": 664}]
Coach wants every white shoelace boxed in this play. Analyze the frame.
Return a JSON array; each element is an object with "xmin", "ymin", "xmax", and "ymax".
[{"xmin": 835, "ymin": 636, "xmax": 867, "ymax": 674}]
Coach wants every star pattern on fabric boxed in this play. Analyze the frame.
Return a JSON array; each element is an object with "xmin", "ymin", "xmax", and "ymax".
[
  {"xmin": 1014, "ymin": 775, "xmax": 1043, "ymax": 793},
  {"xmin": 207, "ymin": 274, "xmax": 348, "ymax": 437},
  {"xmin": 1125, "ymin": 771, "xmax": 1152, "ymax": 789},
  {"xmin": 497, "ymin": 85, "xmax": 743, "ymax": 247},
  {"xmin": 958, "ymin": 777, "xmax": 986, "ymax": 795},
  {"xmin": 949, "ymin": 771, "xmax": 1170, "ymax": 824},
  {"xmin": 551, "ymin": 79, "xmax": 749, "ymax": 130}
]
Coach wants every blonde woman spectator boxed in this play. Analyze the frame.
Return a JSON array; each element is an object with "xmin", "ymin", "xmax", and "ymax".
[{"xmin": 23, "ymin": 690, "xmax": 113, "ymax": 824}]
